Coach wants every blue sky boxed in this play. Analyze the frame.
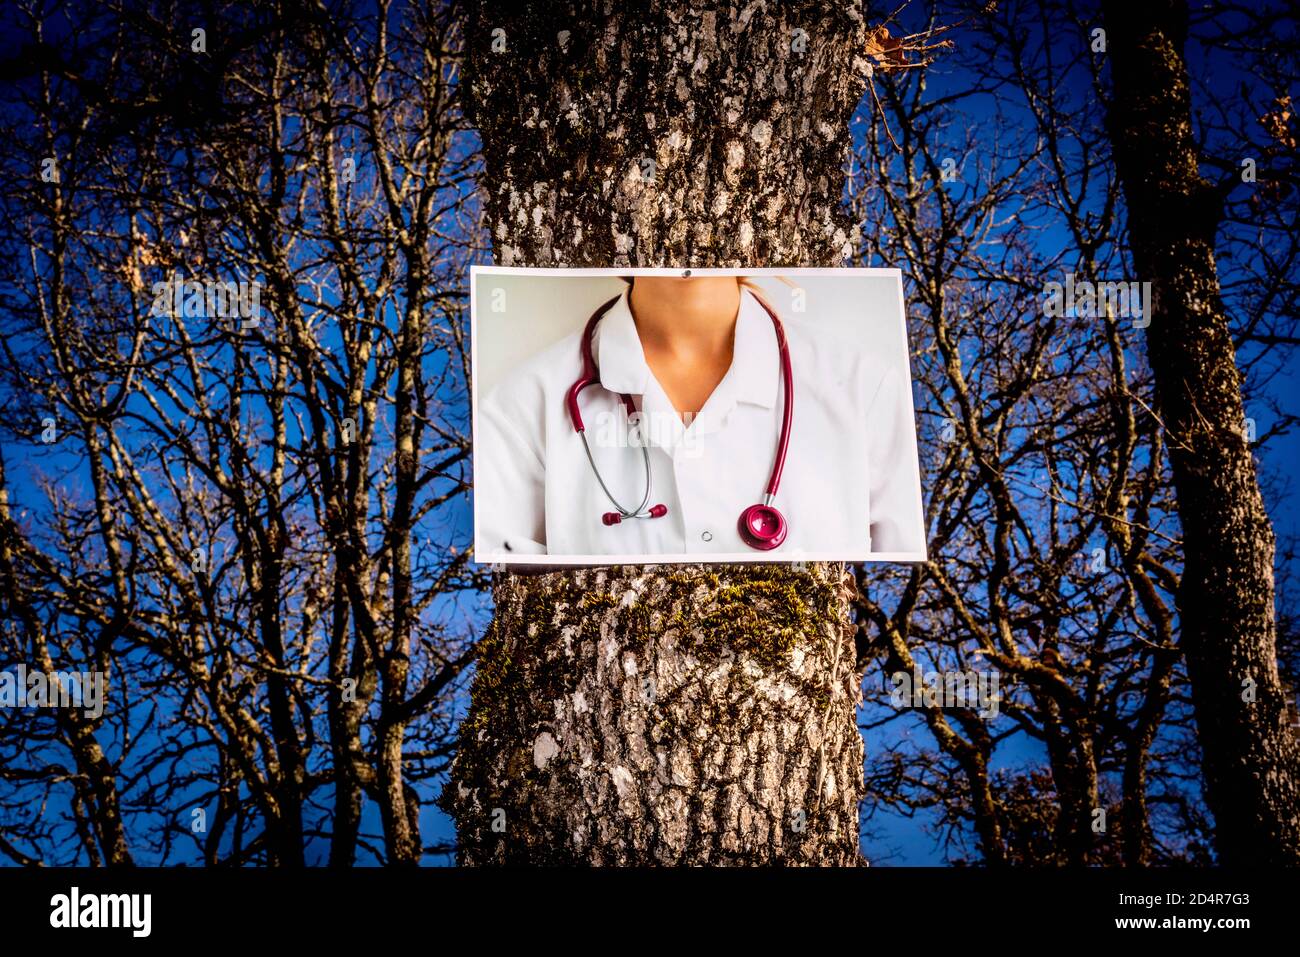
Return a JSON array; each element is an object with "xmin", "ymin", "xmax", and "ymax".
[{"xmin": 1, "ymin": 1, "xmax": 1295, "ymax": 867}]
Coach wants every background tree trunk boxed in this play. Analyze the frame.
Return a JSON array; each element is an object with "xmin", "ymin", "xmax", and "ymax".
[
  {"xmin": 442, "ymin": 1, "xmax": 876, "ymax": 864},
  {"xmin": 1101, "ymin": 0, "xmax": 1300, "ymax": 864}
]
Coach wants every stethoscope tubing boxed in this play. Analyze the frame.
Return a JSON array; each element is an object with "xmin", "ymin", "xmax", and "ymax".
[
  {"xmin": 765, "ymin": 313, "xmax": 794, "ymax": 498},
  {"xmin": 579, "ymin": 427, "xmax": 654, "ymax": 518},
  {"xmin": 567, "ymin": 290, "xmax": 794, "ymax": 543}
]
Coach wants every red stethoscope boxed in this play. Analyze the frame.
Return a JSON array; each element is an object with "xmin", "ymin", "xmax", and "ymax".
[{"xmin": 564, "ymin": 292, "xmax": 793, "ymax": 550}]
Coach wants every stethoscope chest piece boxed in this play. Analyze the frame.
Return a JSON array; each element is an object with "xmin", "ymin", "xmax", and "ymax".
[{"xmin": 737, "ymin": 501, "xmax": 787, "ymax": 550}]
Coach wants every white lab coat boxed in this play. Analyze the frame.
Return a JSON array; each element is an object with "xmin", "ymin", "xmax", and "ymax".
[{"xmin": 475, "ymin": 288, "xmax": 926, "ymax": 561}]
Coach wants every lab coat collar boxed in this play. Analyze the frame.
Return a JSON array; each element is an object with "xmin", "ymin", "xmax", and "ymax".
[
  {"xmin": 594, "ymin": 287, "xmax": 780, "ymax": 411},
  {"xmin": 594, "ymin": 290, "xmax": 650, "ymax": 397}
]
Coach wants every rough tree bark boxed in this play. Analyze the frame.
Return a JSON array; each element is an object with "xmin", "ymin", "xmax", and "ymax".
[
  {"xmin": 1101, "ymin": 0, "xmax": 1300, "ymax": 864},
  {"xmin": 441, "ymin": 2, "xmax": 879, "ymax": 864}
]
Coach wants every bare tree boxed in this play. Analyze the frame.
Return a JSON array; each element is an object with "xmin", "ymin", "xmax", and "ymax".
[
  {"xmin": 848, "ymin": 0, "xmax": 1205, "ymax": 866},
  {"xmin": 2, "ymin": 0, "xmax": 1293, "ymax": 870},
  {"xmin": 0, "ymin": 0, "xmax": 478, "ymax": 866},
  {"xmin": 1101, "ymin": 0, "xmax": 1300, "ymax": 864},
  {"xmin": 439, "ymin": 1, "xmax": 938, "ymax": 864}
]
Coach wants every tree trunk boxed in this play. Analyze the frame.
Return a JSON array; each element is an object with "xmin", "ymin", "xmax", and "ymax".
[
  {"xmin": 443, "ymin": 1, "xmax": 875, "ymax": 864},
  {"xmin": 1101, "ymin": 0, "xmax": 1300, "ymax": 864}
]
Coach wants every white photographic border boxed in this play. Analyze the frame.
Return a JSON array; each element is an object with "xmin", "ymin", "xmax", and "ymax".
[{"xmin": 470, "ymin": 265, "xmax": 928, "ymax": 566}]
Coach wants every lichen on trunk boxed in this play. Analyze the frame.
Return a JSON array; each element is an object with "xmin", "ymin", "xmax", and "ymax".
[{"xmin": 443, "ymin": 563, "xmax": 863, "ymax": 864}]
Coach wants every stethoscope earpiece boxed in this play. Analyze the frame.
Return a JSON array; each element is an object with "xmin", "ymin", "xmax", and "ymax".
[{"xmin": 603, "ymin": 503, "xmax": 668, "ymax": 526}]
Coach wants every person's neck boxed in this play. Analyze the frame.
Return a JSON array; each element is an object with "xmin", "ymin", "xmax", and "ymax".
[{"xmin": 628, "ymin": 277, "xmax": 742, "ymax": 359}]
